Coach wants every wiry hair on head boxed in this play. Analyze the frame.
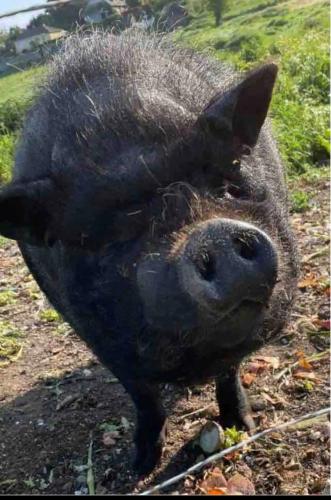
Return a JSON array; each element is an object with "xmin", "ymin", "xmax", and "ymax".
[{"xmin": 42, "ymin": 29, "xmax": 238, "ymax": 145}]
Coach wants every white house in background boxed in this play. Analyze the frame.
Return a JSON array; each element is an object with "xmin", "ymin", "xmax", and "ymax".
[
  {"xmin": 83, "ymin": 0, "xmax": 127, "ymax": 24},
  {"xmin": 14, "ymin": 25, "xmax": 67, "ymax": 54}
]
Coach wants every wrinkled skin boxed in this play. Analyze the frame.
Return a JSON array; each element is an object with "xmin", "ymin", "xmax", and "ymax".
[{"xmin": 0, "ymin": 31, "xmax": 298, "ymax": 475}]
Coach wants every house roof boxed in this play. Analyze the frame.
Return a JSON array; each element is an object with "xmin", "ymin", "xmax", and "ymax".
[
  {"xmin": 16, "ymin": 25, "xmax": 65, "ymax": 42},
  {"xmin": 85, "ymin": 0, "xmax": 125, "ymax": 8}
]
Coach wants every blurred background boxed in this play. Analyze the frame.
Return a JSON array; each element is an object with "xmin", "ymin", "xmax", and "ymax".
[{"xmin": 0, "ymin": 1, "xmax": 329, "ymax": 196}]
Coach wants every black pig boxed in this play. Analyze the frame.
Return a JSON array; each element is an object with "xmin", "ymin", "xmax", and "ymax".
[{"xmin": 0, "ymin": 31, "xmax": 298, "ymax": 474}]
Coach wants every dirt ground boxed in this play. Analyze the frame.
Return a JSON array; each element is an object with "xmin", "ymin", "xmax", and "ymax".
[{"xmin": 0, "ymin": 176, "xmax": 329, "ymax": 495}]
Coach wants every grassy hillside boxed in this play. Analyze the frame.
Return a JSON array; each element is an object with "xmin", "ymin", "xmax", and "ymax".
[
  {"xmin": 0, "ymin": 66, "xmax": 45, "ymax": 183},
  {"xmin": 0, "ymin": 0, "xmax": 329, "ymax": 184},
  {"xmin": 0, "ymin": 66, "xmax": 45, "ymax": 104},
  {"xmin": 178, "ymin": 0, "xmax": 329, "ymax": 176}
]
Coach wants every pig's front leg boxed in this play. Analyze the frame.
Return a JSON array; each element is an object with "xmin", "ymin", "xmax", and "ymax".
[
  {"xmin": 125, "ymin": 380, "xmax": 168, "ymax": 475},
  {"xmin": 215, "ymin": 365, "xmax": 255, "ymax": 432}
]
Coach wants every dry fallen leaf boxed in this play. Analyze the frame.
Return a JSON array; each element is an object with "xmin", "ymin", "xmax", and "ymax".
[
  {"xmin": 293, "ymin": 371, "xmax": 320, "ymax": 381},
  {"xmin": 246, "ymin": 360, "xmax": 267, "ymax": 374},
  {"xmin": 200, "ymin": 468, "xmax": 227, "ymax": 492},
  {"xmin": 242, "ymin": 373, "xmax": 256, "ymax": 387},
  {"xmin": 206, "ymin": 487, "xmax": 228, "ymax": 495},
  {"xmin": 298, "ymin": 274, "xmax": 319, "ymax": 289},
  {"xmin": 227, "ymin": 474, "xmax": 255, "ymax": 496},
  {"xmin": 298, "ymin": 357, "xmax": 313, "ymax": 370},
  {"xmin": 256, "ymin": 356, "xmax": 280, "ymax": 369}
]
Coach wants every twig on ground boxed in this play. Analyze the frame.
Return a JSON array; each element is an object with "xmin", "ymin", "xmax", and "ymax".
[
  {"xmin": 302, "ymin": 247, "xmax": 329, "ymax": 263},
  {"xmin": 87, "ymin": 434, "xmax": 95, "ymax": 496},
  {"xmin": 178, "ymin": 404, "xmax": 214, "ymax": 421},
  {"xmin": 139, "ymin": 407, "xmax": 331, "ymax": 496},
  {"xmin": 274, "ymin": 349, "xmax": 330, "ymax": 381}
]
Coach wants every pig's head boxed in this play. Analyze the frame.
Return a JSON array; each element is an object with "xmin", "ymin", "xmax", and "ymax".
[{"xmin": 0, "ymin": 55, "xmax": 294, "ymax": 363}]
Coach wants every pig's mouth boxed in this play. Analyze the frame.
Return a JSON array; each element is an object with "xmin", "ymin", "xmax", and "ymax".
[
  {"xmin": 202, "ymin": 295, "xmax": 269, "ymax": 317},
  {"xmin": 197, "ymin": 298, "xmax": 270, "ymax": 349}
]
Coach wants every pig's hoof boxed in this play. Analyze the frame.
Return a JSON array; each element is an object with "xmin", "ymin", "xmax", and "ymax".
[
  {"xmin": 134, "ymin": 441, "xmax": 163, "ymax": 476},
  {"xmin": 134, "ymin": 420, "xmax": 168, "ymax": 476},
  {"xmin": 219, "ymin": 410, "xmax": 256, "ymax": 433}
]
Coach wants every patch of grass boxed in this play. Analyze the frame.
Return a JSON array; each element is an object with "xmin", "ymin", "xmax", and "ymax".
[
  {"xmin": 223, "ymin": 426, "xmax": 247, "ymax": 448},
  {"xmin": 0, "ymin": 67, "xmax": 45, "ymax": 183},
  {"xmin": 290, "ymin": 191, "xmax": 310, "ymax": 212},
  {"xmin": 0, "ymin": 66, "xmax": 45, "ymax": 105},
  {"xmin": 0, "ymin": 290, "xmax": 17, "ymax": 307},
  {"xmin": 0, "ymin": 100, "xmax": 31, "ymax": 135},
  {"xmin": 54, "ymin": 323, "xmax": 71, "ymax": 336},
  {"xmin": 0, "ymin": 236, "xmax": 10, "ymax": 248},
  {"xmin": 0, "ymin": 134, "xmax": 15, "ymax": 183},
  {"xmin": 177, "ymin": 0, "xmax": 330, "ymax": 177},
  {"xmin": 0, "ymin": 321, "xmax": 25, "ymax": 366},
  {"xmin": 39, "ymin": 309, "xmax": 62, "ymax": 323}
]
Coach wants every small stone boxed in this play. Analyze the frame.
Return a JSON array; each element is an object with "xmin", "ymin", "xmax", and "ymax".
[
  {"xmin": 83, "ymin": 369, "xmax": 92, "ymax": 377},
  {"xmin": 322, "ymin": 480, "xmax": 331, "ymax": 496},
  {"xmin": 321, "ymin": 450, "xmax": 330, "ymax": 465},
  {"xmin": 199, "ymin": 421, "xmax": 225, "ymax": 454},
  {"xmin": 121, "ymin": 416, "xmax": 130, "ymax": 430},
  {"xmin": 102, "ymin": 433, "xmax": 117, "ymax": 447},
  {"xmin": 310, "ymin": 431, "xmax": 322, "ymax": 441},
  {"xmin": 318, "ymin": 304, "xmax": 330, "ymax": 320}
]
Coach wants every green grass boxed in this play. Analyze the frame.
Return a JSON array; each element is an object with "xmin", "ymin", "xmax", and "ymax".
[
  {"xmin": 0, "ymin": 2, "xmax": 329, "ymax": 183},
  {"xmin": 178, "ymin": 0, "xmax": 330, "ymax": 177},
  {"xmin": 39, "ymin": 309, "xmax": 62, "ymax": 323},
  {"xmin": 0, "ymin": 134, "xmax": 15, "ymax": 183},
  {"xmin": 0, "ymin": 290, "xmax": 17, "ymax": 307},
  {"xmin": 0, "ymin": 66, "xmax": 45, "ymax": 184},
  {"xmin": 290, "ymin": 190, "xmax": 311, "ymax": 213},
  {"xmin": 0, "ymin": 320, "xmax": 24, "ymax": 367},
  {"xmin": 0, "ymin": 66, "xmax": 45, "ymax": 104}
]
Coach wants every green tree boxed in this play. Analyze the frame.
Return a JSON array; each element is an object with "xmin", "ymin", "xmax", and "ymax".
[
  {"xmin": 45, "ymin": 0, "xmax": 85, "ymax": 30},
  {"xmin": 27, "ymin": 13, "xmax": 54, "ymax": 29}
]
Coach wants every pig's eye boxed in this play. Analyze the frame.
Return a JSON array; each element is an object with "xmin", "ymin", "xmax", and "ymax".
[{"xmin": 195, "ymin": 251, "xmax": 216, "ymax": 281}]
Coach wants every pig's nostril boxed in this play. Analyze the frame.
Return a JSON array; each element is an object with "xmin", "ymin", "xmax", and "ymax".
[
  {"xmin": 233, "ymin": 237, "xmax": 258, "ymax": 261},
  {"xmin": 195, "ymin": 252, "xmax": 216, "ymax": 281}
]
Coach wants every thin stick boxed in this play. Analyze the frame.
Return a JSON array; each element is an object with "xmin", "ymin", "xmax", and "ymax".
[
  {"xmin": 177, "ymin": 404, "xmax": 214, "ymax": 421},
  {"xmin": 139, "ymin": 407, "xmax": 330, "ymax": 496},
  {"xmin": 87, "ymin": 434, "xmax": 95, "ymax": 496},
  {"xmin": 302, "ymin": 247, "xmax": 329, "ymax": 263}
]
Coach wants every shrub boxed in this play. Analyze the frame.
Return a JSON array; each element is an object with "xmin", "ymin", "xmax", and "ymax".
[
  {"xmin": 0, "ymin": 99, "xmax": 30, "ymax": 135},
  {"xmin": 290, "ymin": 191, "xmax": 310, "ymax": 213},
  {"xmin": 0, "ymin": 134, "xmax": 14, "ymax": 183}
]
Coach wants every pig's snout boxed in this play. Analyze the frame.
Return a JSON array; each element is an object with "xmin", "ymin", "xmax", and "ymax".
[{"xmin": 178, "ymin": 218, "xmax": 278, "ymax": 315}]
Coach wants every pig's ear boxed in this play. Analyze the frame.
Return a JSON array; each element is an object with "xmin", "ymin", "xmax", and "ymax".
[
  {"xmin": 200, "ymin": 63, "xmax": 278, "ymax": 149},
  {"xmin": 0, "ymin": 179, "xmax": 56, "ymax": 246}
]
